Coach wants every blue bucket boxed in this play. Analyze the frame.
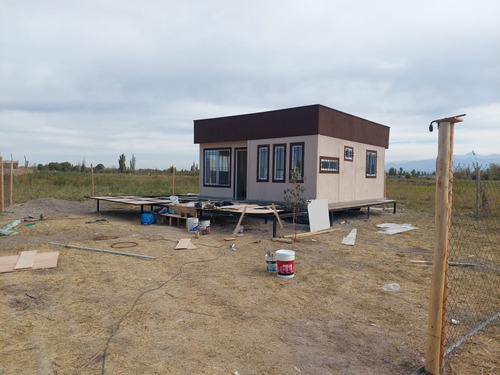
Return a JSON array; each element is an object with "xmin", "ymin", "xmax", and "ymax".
[{"xmin": 141, "ymin": 213, "xmax": 156, "ymax": 225}]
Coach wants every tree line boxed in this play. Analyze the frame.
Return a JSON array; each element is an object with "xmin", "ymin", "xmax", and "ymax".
[
  {"xmin": 35, "ymin": 154, "xmax": 199, "ymax": 175},
  {"xmin": 387, "ymin": 163, "xmax": 500, "ymax": 180}
]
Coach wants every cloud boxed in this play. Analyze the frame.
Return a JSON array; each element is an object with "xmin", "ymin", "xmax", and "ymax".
[{"xmin": 1, "ymin": 0, "xmax": 499, "ymax": 169}]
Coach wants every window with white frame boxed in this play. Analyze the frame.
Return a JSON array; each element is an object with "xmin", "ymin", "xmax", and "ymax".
[
  {"xmin": 344, "ymin": 146, "xmax": 354, "ymax": 161},
  {"xmin": 319, "ymin": 156, "xmax": 339, "ymax": 173},
  {"xmin": 204, "ymin": 148, "xmax": 231, "ymax": 186},
  {"xmin": 290, "ymin": 142, "xmax": 304, "ymax": 181},
  {"xmin": 366, "ymin": 150, "xmax": 377, "ymax": 177},
  {"xmin": 257, "ymin": 145, "xmax": 269, "ymax": 181},
  {"xmin": 273, "ymin": 144, "xmax": 286, "ymax": 182}
]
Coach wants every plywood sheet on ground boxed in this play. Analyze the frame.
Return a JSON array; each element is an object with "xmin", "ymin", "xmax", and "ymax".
[
  {"xmin": 0, "ymin": 251, "xmax": 59, "ymax": 273},
  {"xmin": 175, "ymin": 239, "xmax": 197, "ymax": 250},
  {"xmin": 14, "ymin": 250, "xmax": 38, "ymax": 269}
]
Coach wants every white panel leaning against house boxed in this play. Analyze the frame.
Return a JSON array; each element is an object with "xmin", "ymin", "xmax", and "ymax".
[{"xmin": 307, "ymin": 199, "xmax": 330, "ymax": 232}]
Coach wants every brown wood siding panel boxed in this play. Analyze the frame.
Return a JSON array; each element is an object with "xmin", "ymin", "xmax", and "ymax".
[
  {"xmin": 194, "ymin": 105, "xmax": 319, "ymax": 144},
  {"xmin": 318, "ymin": 106, "xmax": 390, "ymax": 149},
  {"xmin": 194, "ymin": 104, "xmax": 390, "ymax": 149}
]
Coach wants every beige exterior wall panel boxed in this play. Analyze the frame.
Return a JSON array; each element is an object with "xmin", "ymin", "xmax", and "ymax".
[
  {"xmin": 246, "ymin": 135, "xmax": 318, "ymax": 202},
  {"xmin": 198, "ymin": 141, "xmax": 246, "ymax": 199},
  {"xmin": 316, "ymin": 135, "xmax": 386, "ymax": 203}
]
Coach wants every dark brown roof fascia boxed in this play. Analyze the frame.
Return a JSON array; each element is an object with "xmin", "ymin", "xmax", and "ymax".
[
  {"xmin": 194, "ymin": 105, "xmax": 320, "ymax": 144},
  {"xmin": 194, "ymin": 104, "xmax": 390, "ymax": 149},
  {"xmin": 317, "ymin": 105, "xmax": 390, "ymax": 149}
]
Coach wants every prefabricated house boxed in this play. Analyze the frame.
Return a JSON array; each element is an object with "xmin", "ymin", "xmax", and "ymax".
[{"xmin": 193, "ymin": 104, "xmax": 390, "ymax": 205}]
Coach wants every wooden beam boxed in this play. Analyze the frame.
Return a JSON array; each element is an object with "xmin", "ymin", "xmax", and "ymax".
[
  {"xmin": 232, "ymin": 206, "xmax": 247, "ymax": 235},
  {"xmin": 284, "ymin": 227, "xmax": 341, "ymax": 238}
]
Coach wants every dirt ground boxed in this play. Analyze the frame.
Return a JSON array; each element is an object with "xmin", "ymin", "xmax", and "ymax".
[{"xmin": 0, "ymin": 199, "xmax": 497, "ymax": 374}]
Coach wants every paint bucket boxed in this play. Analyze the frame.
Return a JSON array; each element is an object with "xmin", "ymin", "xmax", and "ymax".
[
  {"xmin": 275, "ymin": 249, "xmax": 295, "ymax": 278},
  {"xmin": 199, "ymin": 220, "xmax": 210, "ymax": 234},
  {"xmin": 187, "ymin": 217, "xmax": 199, "ymax": 232},
  {"xmin": 265, "ymin": 253, "xmax": 277, "ymax": 273},
  {"xmin": 140, "ymin": 213, "xmax": 156, "ymax": 225}
]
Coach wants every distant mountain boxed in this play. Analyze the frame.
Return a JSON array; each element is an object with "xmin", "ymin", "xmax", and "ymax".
[{"xmin": 385, "ymin": 153, "xmax": 500, "ymax": 173}]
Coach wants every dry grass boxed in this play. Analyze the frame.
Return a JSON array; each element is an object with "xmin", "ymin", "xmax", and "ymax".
[{"xmin": 0, "ymin": 200, "xmax": 498, "ymax": 375}]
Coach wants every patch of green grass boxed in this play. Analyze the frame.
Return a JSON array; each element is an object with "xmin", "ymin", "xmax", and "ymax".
[
  {"xmin": 8, "ymin": 171, "xmax": 199, "ymax": 204},
  {"xmin": 386, "ymin": 178, "xmax": 500, "ymax": 216}
]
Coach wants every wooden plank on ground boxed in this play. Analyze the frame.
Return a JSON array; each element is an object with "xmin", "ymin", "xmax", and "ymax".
[
  {"xmin": 232, "ymin": 206, "xmax": 247, "ymax": 235},
  {"xmin": 284, "ymin": 227, "xmax": 341, "ymax": 238},
  {"xmin": 14, "ymin": 250, "xmax": 38, "ymax": 269},
  {"xmin": 175, "ymin": 238, "xmax": 197, "ymax": 250},
  {"xmin": 0, "ymin": 255, "xmax": 19, "ymax": 273},
  {"xmin": 0, "ymin": 251, "xmax": 59, "ymax": 273},
  {"xmin": 272, "ymin": 237, "xmax": 293, "ymax": 244},
  {"xmin": 32, "ymin": 251, "xmax": 59, "ymax": 270}
]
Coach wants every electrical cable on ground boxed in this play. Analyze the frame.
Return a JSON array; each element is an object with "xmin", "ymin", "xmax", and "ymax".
[{"xmin": 100, "ymin": 244, "xmax": 227, "ymax": 375}]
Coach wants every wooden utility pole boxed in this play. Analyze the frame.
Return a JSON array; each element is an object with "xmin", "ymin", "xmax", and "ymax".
[
  {"xmin": 91, "ymin": 163, "xmax": 95, "ymax": 196},
  {"xmin": 172, "ymin": 167, "xmax": 176, "ymax": 195},
  {"xmin": 475, "ymin": 166, "xmax": 480, "ymax": 219},
  {"xmin": 425, "ymin": 115, "xmax": 464, "ymax": 374},
  {"xmin": 9, "ymin": 155, "xmax": 13, "ymax": 206}
]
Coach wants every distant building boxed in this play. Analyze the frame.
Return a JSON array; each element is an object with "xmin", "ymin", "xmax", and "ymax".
[{"xmin": 194, "ymin": 104, "xmax": 390, "ymax": 203}]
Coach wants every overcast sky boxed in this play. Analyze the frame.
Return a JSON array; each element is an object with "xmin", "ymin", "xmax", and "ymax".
[{"xmin": 1, "ymin": 0, "xmax": 499, "ymax": 170}]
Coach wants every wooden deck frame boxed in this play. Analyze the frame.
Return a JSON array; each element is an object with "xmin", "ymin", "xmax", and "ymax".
[
  {"xmin": 88, "ymin": 196, "xmax": 173, "ymax": 213},
  {"xmin": 328, "ymin": 198, "xmax": 396, "ymax": 219}
]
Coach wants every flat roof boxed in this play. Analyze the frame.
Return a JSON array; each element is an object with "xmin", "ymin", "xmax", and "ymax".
[{"xmin": 194, "ymin": 104, "xmax": 390, "ymax": 148}]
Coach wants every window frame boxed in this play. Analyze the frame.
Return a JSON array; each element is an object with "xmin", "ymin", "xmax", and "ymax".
[
  {"xmin": 256, "ymin": 144, "xmax": 270, "ymax": 182},
  {"xmin": 366, "ymin": 150, "xmax": 377, "ymax": 178},
  {"xmin": 272, "ymin": 143, "xmax": 287, "ymax": 183},
  {"xmin": 344, "ymin": 146, "xmax": 354, "ymax": 162},
  {"xmin": 289, "ymin": 142, "xmax": 305, "ymax": 182},
  {"xmin": 319, "ymin": 156, "xmax": 340, "ymax": 174},
  {"xmin": 203, "ymin": 147, "xmax": 232, "ymax": 187}
]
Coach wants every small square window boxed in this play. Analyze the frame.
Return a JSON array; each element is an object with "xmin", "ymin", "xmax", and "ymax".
[{"xmin": 319, "ymin": 156, "xmax": 339, "ymax": 173}]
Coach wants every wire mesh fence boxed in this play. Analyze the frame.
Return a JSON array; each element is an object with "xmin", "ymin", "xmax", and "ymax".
[{"xmin": 444, "ymin": 176, "xmax": 500, "ymax": 358}]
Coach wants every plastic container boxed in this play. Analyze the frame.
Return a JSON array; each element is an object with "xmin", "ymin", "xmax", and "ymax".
[
  {"xmin": 140, "ymin": 213, "xmax": 156, "ymax": 225},
  {"xmin": 265, "ymin": 253, "xmax": 277, "ymax": 272},
  {"xmin": 199, "ymin": 220, "xmax": 210, "ymax": 234},
  {"xmin": 275, "ymin": 249, "xmax": 295, "ymax": 278},
  {"xmin": 187, "ymin": 217, "xmax": 199, "ymax": 232}
]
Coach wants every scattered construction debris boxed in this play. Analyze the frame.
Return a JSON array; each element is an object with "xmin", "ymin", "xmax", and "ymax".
[
  {"xmin": 376, "ymin": 223, "xmax": 418, "ymax": 235},
  {"xmin": 110, "ymin": 242, "xmax": 139, "ymax": 249},
  {"xmin": 382, "ymin": 283, "xmax": 400, "ymax": 292},
  {"xmin": 341, "ymin": 229, "xmax": 357, "ymax": 245},
  {"xmin": 0, "ymin": 219, "xmax": 21, "ymax": 236},
  {"xmin": 49, "ymin": 242, "xmax": 155, "ymax": 260},
  {"xmin": 175, "ymin": 238, "xmax": 197, "ymax": 250}
]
